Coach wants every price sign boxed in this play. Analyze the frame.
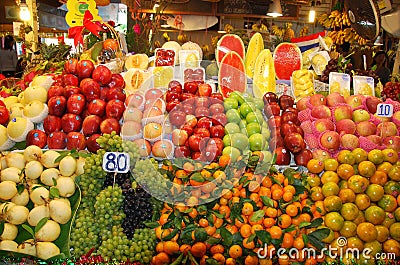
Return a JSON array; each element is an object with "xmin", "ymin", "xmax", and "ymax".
[
  {"xmin": 376, "ymin": 103, "xmax": 393, "ymax": 118},
  {"xmin": 102, "ymin": 152, "xmax": 130, "ymax": 173}
]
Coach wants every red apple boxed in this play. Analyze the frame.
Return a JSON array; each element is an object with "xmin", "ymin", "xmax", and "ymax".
[
  {"xmin": 197, "ymin": 117, "xmax": 213, "ymax": 130},
  {"xmin": 188, "ymin": 134, "xmax": 202, "ymax": 152},
  {"xmin": 279, "ymin": 95, "xmax": 294, "ymax": 110},
  {"xmin": 166, "ymin": 100, "xmax": 180, "ymax": 112},
  {"xmin": 80, "ymin": 78, "xmax": 101, "ymax": 102},
  {"xmin": 152, "ymin": 140, "xmax": 174, "ymax": 158},
  {"xmin": 100, "ymin": 118, "xmax": 121, "ymax": 134},
  {"xmin": 326, "ymin": 92, "xmax": 345, "ymax": 107},
  {"xmin": 169, "ymin": 110, "xmax": 186, "ymax": 127},
  {"xmin": 76, "ymin": 60, "xmax": 95, "ymax": 79},
  {"xmin": 48, "ymin": 85, "xmax": 65, "ymax": 98},
  {"xmin": 145, "ymin": 88, "xmax": 163, "ymax": 101},
  {"xmin": 280, "ymin": 122, "xmax": 301, "ymax": 137},
  {"xmin": 274, "ymin": 147, "xmax": 291, "ymax": 165},
  {"xmin": 181, "ymin": 125, "xmax": 194, "ymax": 136},
  {"xmin": 309, "ymin": 94, "xmax": 326, "ymax": 107},
  {"xmin": 82, "ymin": 115, "xmax": 102, "ymax": 136},
  {"xmin": 191, "ymin": 151, "xmax": 203, "ymax": 161},
  {"xmin": 64, "ymin": 85, "xmax": 81, "ymax": 99},
  {"xmin": 334, "ymin": 105, "xmax": 352, "ymax": 122},
  {"xmin": 47, "ymin": 131, "xmax": 67, "ymax": 149},
  {"xmin": 311, "ymin": 105, "xmax": 332, "ymax": 119},
  {"xmin": 294, "ymin": 149, "xmax": 313, "ymax": 166},
  {"xmin": 0, "ymin": 106, "xmax": 9, "ymax": 125},
  {"xmin": 335, "ymin": 119, "xmax": 356, "ymax": 134},
  {"xmin": 281, "ymin": 111, "xmax": 299, "ymax": 125},
  {"xmin": 377, "ymin": 122, "xmax": 398, "ymax": 137},
  {"xmin": 108, "ymin": 73, "xmax": 125, "ymax": 89},
  {"xmin": 320, "ymin": 131, "xmax": 341, "ymax": 151},
  {"xmin": 62, "ymin": 74, "xmax": 79, "ymax": 87},
  {"xmin": 26, "ymin": 129, "xmax": 47, "ymax": 148},
  {"xmin": 92, "ymin": 65, "xmax": 112, "ymax": 85},
  {"xmin": 356, "ymin": 121, "xmax": 377, "ymax": 136},
  {"xmin": 195, "ymin": 107, "xmax": 210, "ymax": 117},
  {"xmin": 263, "ymin": 92, "xmax": 278, "ymax": 104},
  {"xmin": 314, "ymin": 119, "xmax": 335, "ymax": 133},
  {"xmin": 210, "ymin": 138, "xmax": 224, "ymax": 156},
  {"xmin": 48, "ymin": 96, "xmax": 67, "ymax": 117},
  {"xmin": 383, "ymin": 136, "xmax": 400, "ymax": 152},
  {"xmin": 198, "ymin": 83, "xmax": 212, "ymax": 97},
  {"xmin": 195, "ymin": 97, "xmax": 210, "ymax": 108},
  {"xmin": 168, "ymin": 80, "xmax": 183, "ymax": 94},
  {"xmin": 100, "ymin": 87, "xmax": 109, "ymax": 101},
  {"xmin": 43, "ymin": 115, "xmax": 62, "ymax": 134},
  {"xmin": 284, "ymin": 107, "xmax": 299, "ymax": 116},
  {"xmin": 210, "ymin": 93, "xmax": 224, "ymax": 103},
  {"xmin": 180, "ymin": 93, "xmax": 195, "ymax": 102},
  {"xmin": 296, "ymin": 96, "xmax": 310, "ymax": 111},
  {"xmin": 67, "ymin": 94, "xmax": 86, "ymax": 115},
  {"xmin": 212, "ymin": 113, "xmax": 228, "ymax": 126},
  {"xmin": 174, "ymin": 146, "xmax": 190, "ymax": 158},
  {"xmin": 346, "ymin": 95, "xmax": 364, "ymax": 109},
  {"xmin": 86, "ymin": 134, "xmax": 101, "ymax": 153},
  {"xmin": 64, "ymin": 58, "xmax": 78, "ymax": 74},
  {"xmin": 106, "ymin": 99, "xmax": 125, "ymax": 120},
  {"xmin": 269, "ymin": 135, "xmax": 284, "ymax": 150},
  {"xmin": 106, "ymin": 87, "xmax": 126, "ymax": 102},
  {"xmin": 367, "ymin": 135, "xmax": 382, "ymax": 145},
  {"xmin": 185, "ymin": 115, "xmax": 197, "ymax": 128},
  {"xmin": 165, "ymin": 91, "xmax": 181, "ymax": 103},
  {"xmin": 66, "ymin": 132, "xmax": 86, "ymax": 150},
  {"xmin": 210, "ymin": 125, "xmax": 225, "ymax": 138},
  {"xmin": 210, "ymin": 103, "xmax": 224, "ymax": 115},
  {"xmin": 88, "ymin": 99, "xmax": 106, "ymax": 116},
  {"xmin": 125, "ymin": 93, "xmax": 144, "ymax": 109},
  {"xmin": 61, "ymin": 113, "xmax": 82, "ymax": 133},
  {"xmin": 284, "ymin": 132, "xmax": 306, "ymax": 153},
  {"xmin": 366, "ymin": 96, "xmax": 382, "ymax": 114},
  {"xmin": 194, "ymin": 128, "xmax": 211, "ymax": 138},
  {"xmin": 182, "ymin": 103, "xmax": 195, "ymax": 115},
  {"xmin": 183, "ymin": 82, "xmax": 198, "ymax": 94},
  {"xmin": 341, "ymin": 134, "xmax": 360, "ymax": 150},
  {"xmin": 267, "ymin": 116, "xmax": 281, "ymax": 130},
  {"xmin": 264, "ymin": 102, "xmax": 281, "ymax": 118},
  {"xmin": 171, "ymin": 129, "xmax": 189, "ymax": 146}
]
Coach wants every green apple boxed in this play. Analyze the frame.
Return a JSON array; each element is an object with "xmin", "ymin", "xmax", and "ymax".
[
  {"xmin": 224, "ymin": 98, "xmax": 238, "ymax": 110},
  {"xmin": 239, "ymin": 119, "xmax": 247, "ymax": 129},
  {"xmin": 352, "ymin": 109, "xmax": 371, "ymax": 122},
  {"xmin": 231, "ymin": 133, "xmax": 249, "ymax": 150},
  {"xmin": 253, "ymin": 98, "xmax": 264, "ymax": 110},
  {"xmin": 225, "ymin": 123, "xmax": 240, "ymax": 135},
  {"xmin": 241, "ymin": 93, "xmax": 254, "ymax": 103},
  {"xmin": 229, "ymin": 91, "xmax": 245, "ymax": 105},
  {"xmin": 240, "ymin": 102, "xmax": 256, "ymax": 118},
  {"xmin": 223, "ymin": 134, "xmax": 231, "ymax": 147},
  {"xmin": 226, "ymin": 109, "xmax": 241, "ymax": 123},
  {"xmin": 249, "ymin": 133, "xmax": 265, "ymax": 151},
  {"xmin": 246, "ymin": 122, "xmax": 261, "ymax": 136},
  {"xmin": 222, "ymin": 146, "xmax": 241, "ymax": 162},
  {"xmin": 261, "ymin": 151, "xmax": 273, "ymax": 163},
  {"xmin": 261, "ymin": 126, "xmax": 271, "ymax": 140},
  {"xmin": 246, "ymin": 111, "xmax": 264, "ymax": 124}
]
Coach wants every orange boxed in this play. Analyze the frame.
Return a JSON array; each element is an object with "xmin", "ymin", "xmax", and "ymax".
[
  {"xmin": 226, "ymin": 258, "xmax": 236, "ymax": 265},
  {"xmin": 323, "ymin": 195, "xmax": 342, "ymax": 212},
  {"xmin": 339, "ymin": 221, "xmax": 357, "ymax": 238},
  {"xmin": 249, "ymin": 193, "xmax": 260, "ymax": 204},
  {"xmin": 310, "ymin": 187, "xmax": 324, "ymax": 202},
  {"xmin": 355, "ymin": 194, "xmax": 371, "ymax": 210},
  {"xmin": 228, "ymin": 245, "xmax": 243, "ymax": 258},
  {"xmin": 365, "ymin": 184, "xmax": 384, "ymax": 202},
  {"xmin": 242, "ymin": 238, "xmax": 255, "ymax": 249},
  {"xmin": 283, "ymin": 185, "xmax": 296, "ymax": 194},
  {"xmin": 377, "ymin": 161, "xmax": 393, "ymax": 174},
  {"xmin": 348, "ymin": 175, "xmax": 370, "ymax": 194},
  {"xmin": 337, "ymin": 150, "xmax": 356, "ymax": 165},
  {"xmin": 153, "ymin": 252, "xmax": 170, "ymax": 265},
  {"xmin": 269, "ymin": 226, "xmax": 282, "ymax": 239},
  {"xmin": 205, "ymin": 226, "xmax": 217, "ymax": 236},
  {"xmin": 378, "ymin": 194, "xmax": 398, "ymax": 212},
  {"xmin": 390, "ymin": 223, "xmax": 400, "ymax": 241},
  {"xmin": 219, "ymin": 154, "xmax": 231, "ymax": 167},
  {"xmin": 324, "ymin": 158, "xmax": 339, "ymax": 171},
  {"xmin": 298, "ymin": 213, "xmax": 311, "ymax": 223},
  {"xmin": 383, "ymin": 239, "xmax": 400, "ymax": 257},
  {"xmin": 262, "ymin": 176, "xmax": 273, "ymax": 188},
  {"xmin": 244, "ymin": 255, "xmax": 258, "ymax": 265},
  {"xmin": 103, "ymin": 39, "xmax": 118, "ymax": 51},
  {"xmin": 357, "ymin": 222, "xmax": 378, "ymax": 242},
  {"xmin": 163, "ymin": 241, "xmax": 179, "ymax": 255},
  {"xmin": 325, "ymin": 212, "xmax": 344, "ymax": 231},
  {"xmin": 278, "ymin": 254, "xmax": 290, "ymax": 265},
  {"xmin": 281, "ymin": 232, "xmax": 294, "ymax": 248},
  {"xmin": 340, "ymin": 202, "xmax": 359, "ymax": 221},
  {"xmin": 307, "ymin": 159, "xmax": 324, "ymax": 174},
  {"xmin": 286, "ymin": 204, "xmax": 299, "ymax": 217},
  {"xmin": 240, "ymin": 224, "xmax": 252, "ymax": 238},
  {"xmin": 370, "ymin": 171, "xmax": 388, "ymax": 186},
  {"xmin": 214, "ymin": 217, "xmax": 224, "ymax": 228},
  {"xmin": 338, "ymin": 188, "xmax": 356, "ymax": 203},
  {"xmin": 251, "ymin": 224, "xmax": 263, "ymax": 234},
  {"xmin": 293, "ymin": 236, "xmax": 305, "ymax": 250},
  {"xmin": 263, "ymin": 217, "xmax": 275, "ymax": 228},
  {"xmin": 266, "ymin": 207, "xmax": 278, "ymax": 218},
  {"xmin": 272, "ymin": 188, "xmax": 283, "ymax": 200},
  {"xmin": 375, "ymin": 225, "xmax": 390, "ymax": 243},
  {"xmin": 282, "ymin": 191, "xmax": 293, "ymax": 202},
  {"xmin": 248, "ymin": 181, "xmax": 260, "ymax": 193},
  {"xmin": 212, "ymin": 253, "xmax": 225, "ymax": 264},
  {"xmin": 159, "ymin": 213, "xmax": 170, "ymax": 226},
  {"xmin": 322, "ymin": 182, "xmax": 340, "ymax": 197},
  {"xmin": 279, "ymin": 214, "xmax": 291, "ymax": 229},
  {"xmin": 321, "ymin": 171, "xmax": 340, "ymax": 184},
  {"xmin": 219, "ymin": 205, "xmax": 231, "ymax": 218},
  {"xmin": 358, "ymin": 161, "xmax": 377, "ymax": 178},
  {"xmin": 389, "ymin": 166, "xmax": 400, "ymax": 181},
  {"xmin": 368, "ymin": 149, "xmax": 384, "ymax": 164},
  {"xmin": 353, "ymin": 211, "xmax": 366, "ymax": 225},
  {"xmin": 155, "ymin": 241, "xmax": 164, "ymax": 253},
  {"xmin": 307, "ymin": 174, "xmax": 321, "ymax": 187},
  {"xmin": 346, "ymin": 236, "xmax": 364, "ymax": 250},
  {"xmin": 199, "ymin": 218, "xmax": 209, "ymax": 228},
  {"xmin": 191, "ymin": 242, "xmax": 207, "ymax": 258},
  {"xmin": 180, "ymin": 244, "xmax": 191, "ymax": 254},
  {"xmin": 242, "ymin": 202, "xmax": 254, "ymax": 216},
  {"xmin": 352, "ymin": 148, "xmax": 368, "ymax": 163},
  {"xmin": 337, "ymin": 164, "xmax": 355, "ymax": 180}
]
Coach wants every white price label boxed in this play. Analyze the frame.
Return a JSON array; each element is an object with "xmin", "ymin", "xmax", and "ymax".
[
  {"xmin": 102, "ymin": 152, "xmax": 130, "ymax": 173},
  {"xmin": 376, "ymin": 103, "xmax": 393, "ymax": 118}
]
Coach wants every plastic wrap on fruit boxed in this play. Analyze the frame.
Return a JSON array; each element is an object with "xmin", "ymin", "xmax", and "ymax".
[{"xmin": 311, "ymin": 54, "xmax": 328, "ymax": 74}]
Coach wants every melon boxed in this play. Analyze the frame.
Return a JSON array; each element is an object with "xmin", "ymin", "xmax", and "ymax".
[
  {"xmin": 181, "ymin": 41, "xmax": 202, "ymax": 61},
  {"xmin": 218, "ymin": 51, "xmax": 246, "ymax": 98},
  {"xmin": 245, "ymin": 32, "xmax": 264, "ymax": 78},
  {"xmin": 123, "ymin": 69, "xmax": 152, "ymax": 93},
  {"xmin": 253, "ymin": 49, "xmax": 276, "ymax": 98},
  {"xmin": 273, "ymin": 42, "xmax": 302, "ymax": 80},
  {"xmin": 216, "ymin": 34, "xmax": 245, "ymax": 65},
  {"xmin": 125, "ymin": 54, "xmax": 149, "ymax": 70}
]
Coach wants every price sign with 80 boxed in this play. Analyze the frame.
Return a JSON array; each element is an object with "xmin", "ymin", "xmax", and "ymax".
[{"xmin": 102, "ymin": 152, "xmax": 130, "ymax": 173}]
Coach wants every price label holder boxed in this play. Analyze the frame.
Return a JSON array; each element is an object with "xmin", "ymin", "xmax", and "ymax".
[
  {"xmin": 376, "ymin": 103, "xmax": 393, "ymax": 118},
  {"xmin": 102, "ymin": 152, "xmax": 130, "ymax": 173}
]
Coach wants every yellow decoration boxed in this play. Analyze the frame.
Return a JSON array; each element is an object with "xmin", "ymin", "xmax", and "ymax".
[{"xmin": 65, "ymin": 0, "xmax": 102, "ymax": 27}]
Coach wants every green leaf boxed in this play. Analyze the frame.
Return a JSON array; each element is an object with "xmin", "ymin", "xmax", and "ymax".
[
  {"xmin": 205, "ymin": 236, "xmax": 221, "ymax": 245},
  {"xmin": 35, "ymin": 217, "xmax": 49, "ymax": 234},
  {"xmin": 144, "ymin": 221, "xmax": 159, "ymax": 229},
  {"xmin": 52, "ymin": 177, "xmax": 58, "ymax": 186},
  {"xmin": 220, "ymin": 227, "xmax": 233, "ymax": 246},
  {"xmin": 299, "ymin": 221, "xmax": 311, "ymax": 229},
  {"xmin": 255, "ymin": 230, "xmax": 271, "ymax": 244},
  {"xmin": 54, "ymin": 152, "xmax": 69, "ymax": 163},
  {"xmin": 174, "ymin": 217, "xmax": 182, "ymax": 230},
  {"xmin": 0, "ymin": 221, "xmax": 4, "ymax": 236},
  {"xmin": 188, "ymin": 251, "xmax": 200, "ymax": 265},
  {"xmin": 308, "ymin": 218, "xmax": 323, "ymax": 228},
  {"xmin": 246, "ymin": 233, "xmax": 256, "ymax": 244},
  {"xmin": 212, "ymin": 211, "xmax": 224, "ymax": 219},
  {"xmin": 260, "ymin": 196, "xmax": 274, "ymax": 207},
  {"xmin": 32, "ymin": 185, "xmax": 43, "ymax": 190},
  {"xmin": 302, "ymin": 234, "xmax": 309, "ymax": 246},
  {"xmin": 22, "ymin": 224, "xmax": 35, "ymax": 238},
  {"xmin": 162, "ymin": 228, "xmax": 179, "ymax": 241},
  {"xmin": 49, "ymin": 187, "xmax": 60, "ymax": 199},
  {"xmin": 283, "ymin": 225, "xmax": 296, "ymax": 233},
  {"xmin": 308, "ymin": 228, "xmax": 330, "ymax": 250},
  {"xmin": 250, "ymin": 210, "xmax": 265, "ymax": 223},
  {"xmin": 17, "ymin": 184, "xmax": 25, "ymax": 195},
  {"xmin": 205, "ymin": 258, "xmax": 221, "ymax": 265}
]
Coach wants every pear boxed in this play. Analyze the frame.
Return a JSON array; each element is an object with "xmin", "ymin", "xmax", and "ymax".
[
  {"xmin": 11, "ymin": 188, "xmax": 29, "ymax": 206},
  {"xmin": 1, "ymin": 167, "xmax": 22, "ymax": 183},
  {"xmin": 17, "ymin": 239, "xmax": 36, "ymax": 256},
  {"xmin": 40, "ymin": 168, "xmax": 60, "ymax": 186},
  {"xmin": 0, "ymin": 181, "xmax": 18, "ymax": 200},
  {"xmin": 29, "ymin": 185, "xmax": 49, "ymax": 205},
  {"xmin": 24, "ymin": 145, "xmax": 43, "ymax": 162},
  {"xmin": 5, "ymin": 152, "xmax": 25, "ymax": 170},
  {"xmin": 36, "ymin": 242, "xmax": 60, "ymax": 260},
  {"xmin": 0, "ymin": 240, "xmax": 18, "ymax": 252},
  {"xmin": 56, "ymin": 177, "xmax": 76, "ymax": 197},
  {"xmin": 35, "ymin": 220, "xmax": 61, "ymax": 242},
  {"xmin": 59, "ymin": 155, "xmax": 77, "ymax": 177},
  {"xmin": 0, "ymin": 223, "xmax": 18, "ymax": 240},
  {"xmin": 25, "ymin": 160, "xmax": 44, "ymax": 180},
  {"xmin": 5, "ymin": 205, "xmax": 29, "ymax": 225},
  {"xmin": 40, "ymin": 150, "xmax": 60, "ymax": 168},
  {"xmin": 28, "ymin": 205, "xmax": 50, "ymax": 226},
  {"xmin": 49, "ymin": 199, "xmax": 71, "ymax": 224}
]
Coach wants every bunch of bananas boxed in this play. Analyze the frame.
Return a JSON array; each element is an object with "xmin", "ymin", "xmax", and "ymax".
[
  {"xmin": 251, "ymin": 23, "xmax": 268, "ymax": 33},
  {"xmin": 318, "ymin": 10, "xmax": 351, "ymax": 29},
  {"xmin": 328, "ymin": 28, "xmax": 368, "ymax": 45},
  {"xmin": 300, "ymin": 26, "xmax": 310, "ymax": 37},
  {"xmin": 224, "ymin": 24, "xmax": 234, "ymax": 33},
  {"xmin": 271, "ymin": 25, "xmax": 284, "ymax": 38},
  {"xmin": 211, "ymin": 36, "xmax": 219, "ymax": 49}
]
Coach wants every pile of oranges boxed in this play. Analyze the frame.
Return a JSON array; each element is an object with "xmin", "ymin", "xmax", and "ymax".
[
  {"xmin": 151, "ymin": 153, "xmax": 329, "ymax": 265},
  {"xmin": 306, "ymin": 148, "xmax": 400, "ymax": 265}
]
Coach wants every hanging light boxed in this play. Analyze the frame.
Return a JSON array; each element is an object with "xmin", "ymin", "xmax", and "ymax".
[
  {"xmin": 267, "ymin": 0, "xmax": 283, "ymax": 17},
  {"xmin": 309, "ymin": 10, "xmax": 316, "ymax": 23},
  {"xmin": 153, "ymin": 1, "xmax": 160, "ymax": 11},
  {"xmin": 19, "ymin": 1, "xmax": 30, "ymax": 21}
]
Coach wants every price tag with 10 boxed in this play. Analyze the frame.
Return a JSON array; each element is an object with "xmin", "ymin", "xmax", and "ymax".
[{"xmin": 376, "ymin": 103, "xmax": 393, "ymax": 118}]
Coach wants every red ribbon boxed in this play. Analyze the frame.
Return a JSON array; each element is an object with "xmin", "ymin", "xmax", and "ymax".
[
  {"xmin": 68, "ymin": 10, "xmax": 105, "ymax": 47},
  {"xmin": 173, "ymin": 15, "xmax": 183, "ymax": 30}
]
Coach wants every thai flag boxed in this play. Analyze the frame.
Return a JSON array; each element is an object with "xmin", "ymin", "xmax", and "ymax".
[{"xmin": 290, "ymin": 32, "xmax": 327, "ymax": 52}]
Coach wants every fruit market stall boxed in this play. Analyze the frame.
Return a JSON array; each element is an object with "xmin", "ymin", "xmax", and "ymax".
[{"xmin": 1, "ymin": 1, "xmax": 400, "ymax": 264}]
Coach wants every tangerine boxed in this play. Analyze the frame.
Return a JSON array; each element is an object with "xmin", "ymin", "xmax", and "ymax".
[
  {"xmin": 191, "ymin": 242, "xmax": 207, "ymax": 257},
  {"xmin": 390, "ymin": 222, "xmax": 400, "ymax": 241},
  {"xmin": 324, "ymin": 158, "xmax": 339, "ymax": 171},
  {"xmin": 365, "ymin": 184, "xmax": 384, "ymax": 202},
  {"xmin": 377, "ymin": 161, "xmax": 393, "ymax": 174},
  {"xmin": 357, "ymin": 222, "xmax": 377, "ymax": 242},
  {"xmin": 338, "ymin": 188, "xmax": 356, "ymax": 203},
  {"xmin": 365, "ymin": 205, "xmax": 386, "ymax": 225},
  {"xmin": 375, "ymin": 225, "xmax": 389, "ymax": 243},
  {"xmin": 382, "ymin": 148, "xmax": 398, "ymax": 163},
  {"xmin": 383, "ymin": 239, "xmax": 400, "ymax": 257},
  {"xmin": 348, "ymin": 175, "xmax": 370, "ymax": 194},
  {"xmin": 355, "ymin": 194, "xmax": 371, "ymax": 210},
  {"xmin": 337, "ymin": 150, "xmax": 356, "ymax": 165},
  {"xmin": 228, "ymin": 245, "xmax": 243, "ymax": 258},
  {"xmin": 339, "ymin": 221, "xmax": 357, "ymax": 238},
  {"xmin": 378, "ymin": 194, "xmax": 398, "ymax": 212},
  {"xmin": 340, "ymin": 203, "xmax": 359, "ymax": 221},
  {"xmin": 321, "ymin": 171, "xmax": 340, "ymax": 184},
  {"xmin": 307, "ymin": 159, "xmax": 324, "ymax": 174},
  {"xmin": 270, "ymin": 225, "xmax": 282, "ymax": 239},
  {"xmin": 352, "ymin": 148, "xmax": 368, "ymax": 163},
  {"xmin": 370, "ymin": 171, "xmax": 388, "ymax": 186},
  {"xmin": 368, "ymin": 149, "xmax": 384, "ymax": 164},
  {"xmin": 324, "ymin": 212, "xmax": 344, "ymax": 231}
]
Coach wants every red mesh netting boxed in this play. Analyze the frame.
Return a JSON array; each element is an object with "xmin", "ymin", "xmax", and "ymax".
[
  {"xmin": 298, "ymin": 109, "xmax": 311, "ymax": 123},
  {"xmin": 304, "ymin": 133, "xmax": 319, "ymax": 149},
  {"xmin": 359, "ymin": 136, "xmax": 385, "ymax": 152},
  {"xmin": 385, "ymin": 98, "xmax": 400, "ymax": 113},
  {"xmin": 300, "ymin": 120, "xmax": 313, "ymax": 134}
]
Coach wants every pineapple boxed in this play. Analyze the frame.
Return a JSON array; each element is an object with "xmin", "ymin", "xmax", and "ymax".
[{"xmin": 283, "ymin": 23, "xmax": 295, "ymax": 41}]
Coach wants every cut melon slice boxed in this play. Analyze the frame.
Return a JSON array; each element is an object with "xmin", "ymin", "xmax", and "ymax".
[
  {"xmin": 245, "ymin": 32, "xmax": 264, "ymax": 78},
  {"xmin": 273, "ymin": 42, "xmax": 302, "ymax": 80},
  {"xmin": 216, "ymin": 34, "xmax": 245, "ymax": 66},
  {"xmin": 124, "ymin": 69, "xmax": 152, "ymax": 93},
  {"xmin": 253, "ymin": 49, "xmax": 276, "ymax": 98},
  {"xmin": 125, "ymin": 54, "xmax": 149, "ymax": 70},
  {"xmin": 218, "ymin": 51, "xmax": 246, "ymax": 98}
]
